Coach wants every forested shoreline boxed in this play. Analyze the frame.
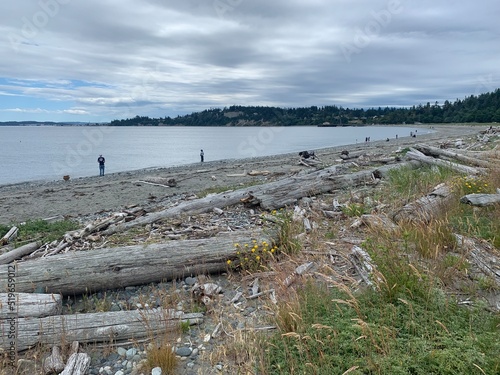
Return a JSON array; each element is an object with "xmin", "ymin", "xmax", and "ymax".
[{"xmin": 110, "ymin": 88, "xmax": 500, "ymax": 126}]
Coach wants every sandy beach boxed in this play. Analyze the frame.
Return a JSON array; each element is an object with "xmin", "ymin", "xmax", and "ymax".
[{"xmin": 0, "ymin": 125, "xmax": 487, "ymax": 224}]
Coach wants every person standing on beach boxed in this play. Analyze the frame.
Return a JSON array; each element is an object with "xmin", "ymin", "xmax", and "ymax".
[
  {"xmin": 200, "ymin": 149, "xmax": 204, "ymax": 162},
  {"xmin": 97, "ymin": 155, "xmax": 105, "ymax": 176}
]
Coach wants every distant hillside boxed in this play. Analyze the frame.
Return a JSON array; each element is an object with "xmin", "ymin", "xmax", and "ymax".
[{"xmin": 110, "ymin": 88, "xmax": 500, "ymax": 127}]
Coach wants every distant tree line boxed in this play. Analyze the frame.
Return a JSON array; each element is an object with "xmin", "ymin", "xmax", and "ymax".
[{"xmin": 110, "ymin": 88, "xmax": 500, "ymax": 126}]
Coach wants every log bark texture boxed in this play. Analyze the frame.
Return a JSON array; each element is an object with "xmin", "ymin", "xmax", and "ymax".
[
  {"xmin": 0, "ymin": 241, "xmax": 41, "ymax": 265},
  {"xmin": 0, "ymin": 292, "xmax": 62, "ymax": 319},
  {"xmin": 59, "ymin": 353, "xmax": 91, "ymax": 375},
  {"xmin": 0, "ymin": 230, "xmax": 268, "ymax": 295},
  {"xmin": 0, "ymin": 308, "xmax": 203, "ymax": 352},
  {"xmin": 455, "ymin": 234, "xmax": 500, "ymax": 287},
  {"xmin": 103, "ymin": 161, "xmax": 421, "ymax": 236}
]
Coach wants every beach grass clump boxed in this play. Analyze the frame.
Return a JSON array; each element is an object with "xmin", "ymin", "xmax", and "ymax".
[
  {"xmin": 341, "ymin": 202, "xmax": 367, "ymax": 217},
  {"xmin": 387, "ymin": 164, "xmax": 455, "ymax": 200}
]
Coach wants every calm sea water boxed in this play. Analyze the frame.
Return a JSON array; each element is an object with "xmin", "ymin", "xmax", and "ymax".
[{"xmin": 0, "ymin": 125, "xmax": 428, "ymax": 185}]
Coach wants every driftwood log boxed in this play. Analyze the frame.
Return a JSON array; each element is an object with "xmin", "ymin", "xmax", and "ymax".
[
  {"xmin": 414, "ymin": 144, "xmax": 493, "ymax": 168},
  {"xmin": 0, "ymin": 292, "xmax": 61, "ymax": 319},
  {"xmin": 392, "ymin": 183, "xmax": 454, "ymax": 223},
  {"xmin": 406, "ymin": 147, "xmax": 485, "ymax": 175},
  {"xmin": 460, "ymin": 193, "xmax": 500, "ymax": 207},
  {"xmin": 0, "ymin": 307, "xmax": 202, "ymax": 352},
  {"xmin": 455, "ymin": 234, "xmax": 500, "ymax": 292},
  {"xmin": 1, "ymin": 226, "xmax": 19, "ymax": 246},
  {"xmin": 0, "ymin": 241, "xmax": 41, "ymax": 265},
  {"xmin": 0, "ymin": 230, "xmax": 269, "ymax": 295},
  {"xmin": 103, "ymin": 161, "xmax": 420, "ymax": 236}
]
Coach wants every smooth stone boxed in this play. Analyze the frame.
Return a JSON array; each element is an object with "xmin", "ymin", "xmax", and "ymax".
[
  {"xmin": 151, "ymin": 367, "xmax": 162, "ymax": 375},
  {"xmin": 126, "ymin": 348, "xmax": 138, "ymax": 359},
  {"xmin": 117, "ymin": 347, "xmax": 127, "ymax": 357},
  {"xmin": 176, "ymin": 346, "xmax": 193, "ymax": 357}
]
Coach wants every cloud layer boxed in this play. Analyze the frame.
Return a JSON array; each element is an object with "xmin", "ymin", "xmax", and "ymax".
[{"xmin": 1, "ymin": 0, "xmax": 499, "ymax": 122}]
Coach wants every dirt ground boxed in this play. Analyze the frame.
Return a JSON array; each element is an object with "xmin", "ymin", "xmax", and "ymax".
[{"xmin": 0, "ymin": 125, "xmax": 485, "ymax": 224}]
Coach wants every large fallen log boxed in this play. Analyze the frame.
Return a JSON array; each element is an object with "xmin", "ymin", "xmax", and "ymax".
[
  {"xmin": 0, "ymin": 293, "xmax": 62, "ymax": 318},
  {"xmin": 392, "ymin": 183, "xmax": 454, "ymax": 223},
  {"xmin": 0, "ymin": 241, "xmax": 41, "ymax": 265},
  {"xmin": 0, "ymin": 308, "xmax": 203, "ymax": 352},
  {"xmin": 414, "ymin": 144, "xmax": 493, "ymax": 168},
  {"xmin": 102, "ymin": 161, "xmax": 420, "ymax": 236},
  {"xmin": 0, "ymin": 230, "xmax": 269, "ymax": 295},
  {"xmin": 406, "ymin": 147, "xmax": 485, "ymax": 175}
]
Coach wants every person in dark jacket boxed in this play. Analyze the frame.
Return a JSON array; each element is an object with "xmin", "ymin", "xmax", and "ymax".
[{"xmin": 97, "ymin": 155, "xmax": 105, "ymax": 176}]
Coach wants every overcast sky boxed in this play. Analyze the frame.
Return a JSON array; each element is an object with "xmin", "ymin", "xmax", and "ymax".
[{"xmin": 1, "ymin": 0, "xmax": 499, "ymax": 122}]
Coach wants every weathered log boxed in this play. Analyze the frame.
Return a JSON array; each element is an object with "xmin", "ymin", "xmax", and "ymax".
[
  {"xmin": 0, "ymin": 230, "xmax": 269, "ymax": 295},
  {"xmin": 0, "ymin": 241, "xmax": 41, "ymax": 265},
  {"xmin": 392, "ymin": 183, "xmax": 454, "ymax": 223},
  {"xmin": 59, "ymin": 353, "xmax": 91, "ymax": 375},
  {"xmin": 460, "ymin": 193, "xmax": 500, "ymax": 207},
  {"xmin": 0, "ymin": 307, "xmax": 203, "ymax": 352},
  {"xmin": 247, "ymin": 161, "xmax": 419, "ymax": 210},
  {"xmin": 0, "ymin": 292, "xmax": 62, "ymax": 318},
  {"xmin": 455, "ymin": 234, "xmax": 500, "ymax": 287},
  {"xmin": 103, "ymin": 161, "xmax": 421, "ymax": 236},
  {"xmin": 406, "ymin": 147, "xmax": 485, "ymax": 175},
  {"xmin": 414, "ymin": 144, "xmax": 493, "ymax": 168},
  {"xmin": 1, "ymin": 226, "xmax": 19, "ymax": 246}
]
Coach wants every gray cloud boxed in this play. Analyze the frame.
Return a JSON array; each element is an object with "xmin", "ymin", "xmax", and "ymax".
[{"xmin": 0, "ymin": 0, "xmax": 499, "ymax": 121}]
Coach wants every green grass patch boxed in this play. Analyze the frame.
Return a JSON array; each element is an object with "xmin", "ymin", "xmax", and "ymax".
[
  {"xmin": 261, "ymin": 281, "xmax": 500, "ymax": 374},
  {"xmin": 14, "ymin": 219, "xmax": 79, "ymax": 245}
]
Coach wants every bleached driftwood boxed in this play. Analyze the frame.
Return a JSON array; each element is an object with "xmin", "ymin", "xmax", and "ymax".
[
  {"xmin": 0, "ymin": 226, "xmax": 18, "ymax": 246},
  {"xmin": 103, "ymin": 161, "xmax": 420, "ymax": 236},
  {"xmin": 0, "ymin": 292, "xmax": 62, "ymax": 318},
  {"xmin": 349, "ymin": 246, "xmax": 377, "ymax": 287},
  {"xmin": 0, "ymin": 241, "xmax": 40, "ymax": 265},
  {"xmin": 247, "ymin": 170, "xmax": 271, "ymax": 176},
  {"xmin": 226, "ymin": 170, "xmax": 247, "ymax": 177},
  {"xmin": 42, "ymin": 346, "xmax": 65, "ymax": 374},
  {"xmin": 455, "ymin": 234, "xmax": 500, "ymax": 287},
  {"xmin": 59, "ymin": 353, "xmax": 91, "ymax": 375},
  {"xmin": 0, "ymin": 308, "xmax": 203, "ymax": 352},
  {"xmin": 406, "ymin": 147, "xmax": 485, "ymax": 175},
  {"xmin": 414, "ymin": 144, "xmax": 492, "ymax": 168},
  {"xmin": 0, "ymin": 230, "xmax": 270, "ymax": 295},
  {"xmin": 392, "ymin": 183, "xmax": 454, "ymax": 223},
  {"xmin": 460, "ymin": 193, "xmax": 500, "ymax": 207}
]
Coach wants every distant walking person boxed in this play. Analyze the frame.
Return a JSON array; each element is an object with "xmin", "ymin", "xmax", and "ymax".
[
  {"xmin": 97, "ymin": 155, "xmax": 105, "ymax": 176},
  {"xmin": 200, "ymin": 149, "xmax": 204, "ymax": 163}
]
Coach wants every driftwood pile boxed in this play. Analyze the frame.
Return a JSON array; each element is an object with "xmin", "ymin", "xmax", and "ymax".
[{"xmin": 1, "ymin": 130, "xmax": 499, "ymax": 365}]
